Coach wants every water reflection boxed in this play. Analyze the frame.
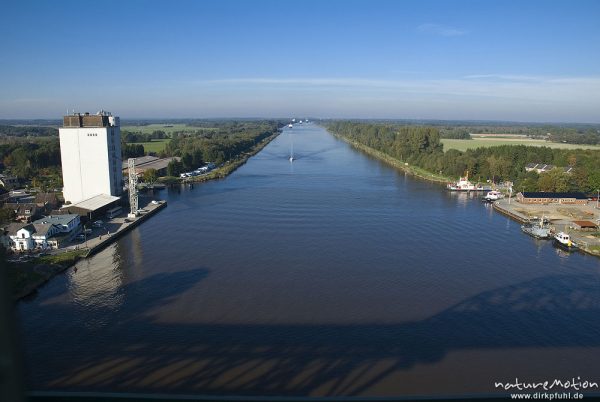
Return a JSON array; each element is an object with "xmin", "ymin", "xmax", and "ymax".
[{"xmin": 69, "ymin": 245, "xmax": 125, "ymax": 312}]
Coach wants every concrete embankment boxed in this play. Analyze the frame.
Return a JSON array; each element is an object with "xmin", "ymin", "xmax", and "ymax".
[
  {"xmin": 10, "ymin": 201, "xmax": 168, "ymax": 300},
  {"xmin": 493, "ymin": 198, "xmax": 600, "ymax": 258},
  {"xmin": 85, "ymin": 200, "xmax": 167, "ymax": 258}
]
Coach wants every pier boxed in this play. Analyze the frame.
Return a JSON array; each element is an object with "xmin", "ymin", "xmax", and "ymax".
[
  {"xmin": 493, "ymin": 197, "xmax": 600, "ymax": 257},
  {"xmin": 82, "ymin": 198, "xmax": 167, "ymax": 258}
]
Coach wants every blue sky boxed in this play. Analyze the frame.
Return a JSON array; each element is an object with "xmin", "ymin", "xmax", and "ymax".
[{"xmin": 1, "ymin": 0, "xmax": 599, "ymax": 122}]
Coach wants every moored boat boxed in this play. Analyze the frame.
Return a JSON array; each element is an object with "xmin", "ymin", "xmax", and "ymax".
[
  {"xmin": 521, "ymin": 216, "xmax": 551, "ymax": 239},
  {"xmin": 553, "ymin": 231, "xmax": 578, "ymax": 251},
  {"xmin": 447, "ymin": 171, "xmax": 488, "ymax": 191},
  {"xmin": 482, "ymin": 190, "xmax": 504, "ymax": 202}
]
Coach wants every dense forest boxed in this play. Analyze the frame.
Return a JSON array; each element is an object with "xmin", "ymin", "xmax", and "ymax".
[
  {"xmin": 0, "ymin": 125, "xmax": 58, "ymax": 137},
  {"xmin": 326, "ymin": 121, "xmax": 600, "ymax": 193}
]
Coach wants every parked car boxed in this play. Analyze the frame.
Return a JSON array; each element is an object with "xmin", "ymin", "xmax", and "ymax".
[
  {"xmin": 75, "ymin": 234, "xmax": 85, "ymax": 241},
  {"xmin": 92, "ymin": 220, "xmax": 104, "ymax": 228}
]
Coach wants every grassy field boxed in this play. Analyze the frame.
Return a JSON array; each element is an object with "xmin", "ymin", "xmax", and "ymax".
[
  {"xmin": 442, "ymin": 138, "xmax": 600, "ymax": 152},
  {"xmin": 121, "ymin": 123, "xmax": 192, "ymax": 134},
  {"xmin": 135, "ymin": 138, "xmax": 170, "ymax": 153}
]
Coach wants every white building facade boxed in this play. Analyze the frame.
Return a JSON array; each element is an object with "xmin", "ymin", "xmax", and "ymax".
[{"xmin": 59, "ymin": 111, "xmax": 123, "ymax": 204}]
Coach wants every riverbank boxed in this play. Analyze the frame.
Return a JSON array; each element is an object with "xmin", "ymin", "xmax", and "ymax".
[
  {"xmin": 493, "ymin": 198, "xmax": 600, "ymax": 258},
  {"xmin": 330, "ymin": 127, "xmax": 600, "ymax": 259},
  {"xmin": 329, "ymin": 130, "xmax": 452, "ymax": 184},
  {"xmin": 160, "ymin": 131, "xmax": 281, "ymax": 186},
  {"xmin": 6, "ymin": 249, "xmax": 87, "ymax": 300},
  {"xmin": 8, "ymin": 198, "xmax": 168, "ymax": 300}
]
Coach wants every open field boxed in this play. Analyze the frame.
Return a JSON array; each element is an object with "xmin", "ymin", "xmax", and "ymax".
[
  {"xmin": 134, "ymin": 138, "xmax": 170, "ymax": 153},
  {"xmin": 121, "ymin": 123, "xmax": 194, "ymax": 134},
  {"xmin": 442, "ymin": 138, "xmax": 600, "ymax": 152},
  {"xmin": 470, "ymin": 133, "xmax": 531, "ymax": 139}
]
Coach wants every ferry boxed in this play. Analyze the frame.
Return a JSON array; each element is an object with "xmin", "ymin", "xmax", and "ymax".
[
  {"xmin": 521, "ymin": 216, "xmax": 551, "ymax": 239},
  {"xmin": 482, "ymin": 190, "xmax": 504, "ymax": 202},
  {"xmin": 447, "ymin": 172, "xmax": 487, "ymax": 191},
  {"xmin": 553, "ymin": 232, "xmax": 578, "ymax": 251}
]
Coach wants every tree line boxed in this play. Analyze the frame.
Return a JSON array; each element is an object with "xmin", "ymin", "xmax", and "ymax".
[
  {"xmin": 326, "ymin": 121, "xmax": 600, "ymax": 194},
  {"xmin": 0, "ymin": 125, "xmax": 58, "ymax": 137},
  {"xmin": 164, "ymin": 121, "xmax": 280, "ymax": 176}
]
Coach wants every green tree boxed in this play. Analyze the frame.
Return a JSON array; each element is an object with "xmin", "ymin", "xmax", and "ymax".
[
  {"xmin": 166, "ymin": 160, "xmax": 184, "ymax": 177},
  {"xmin": 538, "ymin": 168, "xmax": 570, "ymax": 192},
  {"xmin": 142, "ymin": 168, "xmax": 158, "ymax": 185}
]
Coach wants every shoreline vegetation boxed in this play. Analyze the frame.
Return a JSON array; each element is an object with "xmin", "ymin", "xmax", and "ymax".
[
  {"xmin": 326, "ymin": 122, "xmax": 600, "ymax": 259},
  {"xmin": 325, "ymin": 121, "xmax": 600, "ymax": 194},
  {"xmin": 330, "ymin": 131, "xmax": 452, "ymax": 184},
  {"xmin": 159, "ymin": 130, "xmax": 280, "ymax": 185}
]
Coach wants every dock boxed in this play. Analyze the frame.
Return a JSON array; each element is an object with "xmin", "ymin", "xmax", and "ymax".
[
  {"xmin": 83, "ymin": 199, "xmax": 167, "ymax": 258},
  {"xmin": 492, "ymin": 199, "xmax": 529, "ymax": 223},
  {"xmin": 493, "ymin": 197, "xmax": 600, "ymax": 257}
]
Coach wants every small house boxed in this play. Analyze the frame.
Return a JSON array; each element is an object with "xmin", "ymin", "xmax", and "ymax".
[
  {"xmin": 517, "ymin": 192, "xmax": 588, "ymax": 205},
  {"xmin": 571, "ymin": 220, "xmax": 598, "ymax": 231}
]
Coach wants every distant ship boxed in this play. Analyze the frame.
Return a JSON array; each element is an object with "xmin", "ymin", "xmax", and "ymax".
[{"xmin": 288, "ymin": 124, "xmax": 293, "ymax": 128}]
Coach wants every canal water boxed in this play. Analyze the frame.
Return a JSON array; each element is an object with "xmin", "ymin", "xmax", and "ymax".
[{"xmin": 17, "ymin": 124, "xmax": 600, "ymax": 398}]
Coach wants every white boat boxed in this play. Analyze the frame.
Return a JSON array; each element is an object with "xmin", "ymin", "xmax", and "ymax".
[
  {"xmin": 288, "ymin": 124, "xmax": 293, "ymax": 128},
  {"xmin": 482, "ymin": 190, "xmax": 504, "ymax": 202},
  {"xmin": 553, "ymin": 232, "xmax": 578, "ymax": 251},
  {"xmin": 447, "ymin": 172, "xmax": 487, "ymax": 191}
]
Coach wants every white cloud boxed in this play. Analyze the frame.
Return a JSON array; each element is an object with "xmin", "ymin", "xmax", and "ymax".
[{"xmin": 417, "ymin": 23, "xmax": 467, "ymax": 37}]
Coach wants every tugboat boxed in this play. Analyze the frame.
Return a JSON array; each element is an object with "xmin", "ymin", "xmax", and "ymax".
[
  {"xmin": 553, "ymin": 232, "xmax": 578, "ymax": 251},
  {"xmin": 521, "ymin": 216, "xmax": 551, "ymax": 239}
]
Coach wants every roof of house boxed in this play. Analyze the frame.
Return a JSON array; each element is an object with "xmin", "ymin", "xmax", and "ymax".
[
  {"xmin": 519, "ymin": 192, "xmax": 587, "ymax": 199},
  {"xmin": 35, "ymin": 192, "xmax": 58, "ymax": 205},
  {"xmin": 3, "ymin": 203, "xmax": 38, "ymax": 215},
  {"xmin": 136, "ymin": 157, "xmax": 181, "ymax": 172},
  {"xmin": 121, "ymin": 156, "xmax": 181, "ymax": 172},
  {"xmin": 121, "ymin": 155, "xmax": 159, "ymax": 170},
  {"xmin": 61, "ymin": 194, "xmax": 120, "ymax": 212},
  {"xmin": 526, "ymin": 163, "xmax": 556, "ymax": 171},
  {"xmin": 572, "ymin": 220, "xmax": 597, "ymax": 228},
  {"xmin": 33, "ymin": 214, "xmax": 79, "ymax": 226},
  {"xmin": 32, "ymin": 223, "xmax": 55, "ymax": 236},
  {"xmin": 6, "ymin": 222, "xmax": 28, "ymax": 235}
]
